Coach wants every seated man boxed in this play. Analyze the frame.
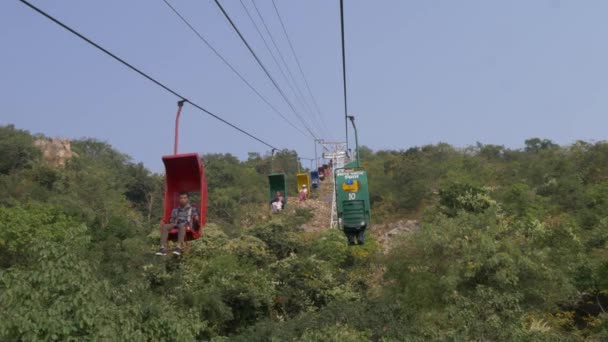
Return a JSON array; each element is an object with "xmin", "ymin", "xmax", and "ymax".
[
  {"xmin": 156, "ymin": 192, "xmax": 199, "ymax": 256},
  {"xmin": 270, "ymin": 191, "xmax": 285, "ymax": 213}
]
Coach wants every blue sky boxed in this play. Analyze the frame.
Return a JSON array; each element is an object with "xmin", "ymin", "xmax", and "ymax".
[{"xmin": 2, "ymin": 0, "xmax": 608, "ymax": 172}]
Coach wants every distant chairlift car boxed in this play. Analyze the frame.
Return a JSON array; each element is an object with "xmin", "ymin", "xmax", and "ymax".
[
  {"xmin": 268, "ymin": 149, "xmax": 288, "ymax": 208},
  {"xmin": 311, "ymin": 170, "xmax": 320, "ymax": 189},
  {"xmin": 296, "ymin": 172, "xmax": 311, "ymax": 198},
  {"xmin": 318, "ymin": 166, "xmax": 325, "ymax": 181},
  {"xmin": 268, "ymin": 172, "xmax": 288, "ymax": 208}
]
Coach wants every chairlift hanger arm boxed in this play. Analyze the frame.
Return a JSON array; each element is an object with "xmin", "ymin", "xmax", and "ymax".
[{"xmin": 174, "ymin": 99, "xmax": 187, "ymax": 155}]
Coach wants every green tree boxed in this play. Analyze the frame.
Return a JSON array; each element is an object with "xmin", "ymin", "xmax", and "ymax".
[{"xmin": 0, "ymin": 125, "xmax": 40, "ymax": 174}]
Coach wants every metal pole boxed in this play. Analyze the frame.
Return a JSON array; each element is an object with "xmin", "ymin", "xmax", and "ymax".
[
  {"xmin": 314, "ymin": 140, "xmax": 318, "ymax": 170},
  {"xmin": 348, "ymin": 116, "xmax": 360, "ymax": 167},
  {"xmin": 340, "ymin": 0, "xmax": 349, "ymax": 152},
  {"xmin": 174, "ymin": 100, "xmax": 186, "ymax": 155},
  {"xmin": 270, "ymin": 148, "xmax": 276, "ymax": 173}
]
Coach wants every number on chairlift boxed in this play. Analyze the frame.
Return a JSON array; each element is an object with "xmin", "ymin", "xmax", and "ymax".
[{"xmin": 348, "ymin": 193, "xmax": 356, "ymax": 200}]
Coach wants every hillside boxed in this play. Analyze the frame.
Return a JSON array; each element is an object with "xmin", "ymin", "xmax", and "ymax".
[{"xmin": 2, "ymin": 125, "xmax": 608, "ymax": 340}]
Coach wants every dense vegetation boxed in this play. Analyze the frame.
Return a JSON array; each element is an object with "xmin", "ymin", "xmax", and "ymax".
[{"xmin": 1, "ymin": 124, "xmax": 608, "ymax": 340}]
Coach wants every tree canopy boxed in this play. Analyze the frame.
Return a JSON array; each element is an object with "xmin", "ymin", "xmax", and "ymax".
[{"xmin": 1, "ymin": 124, "xmax": 608, "ymax": 340}]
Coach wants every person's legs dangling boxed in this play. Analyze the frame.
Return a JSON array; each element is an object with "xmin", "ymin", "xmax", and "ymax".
[{"xmin": 356, "ymin": 229, "xmax": 365, "ymax": 245}]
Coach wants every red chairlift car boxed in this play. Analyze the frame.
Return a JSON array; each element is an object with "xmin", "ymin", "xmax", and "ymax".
[
  {"xmin": 318, "ymin": 166, "xmax": 326, "ymax": 181},
  {"xmin": 160, "ymin": 100, "xmax": 208, "ymax": 242}
]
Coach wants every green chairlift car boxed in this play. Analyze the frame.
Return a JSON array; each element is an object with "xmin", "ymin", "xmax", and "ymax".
[
  {"xmin": 335, "ymin": 167, "xmax": 370, "ymax": 232},
  {"xmin": 334, "ymin": 116, "xmax": 371, "ymax": 245},
  {"xmin": 268, "ymin": 173, "xmax": 287, "ymax": 207},
  {"xmin": 268, "ymin": 150, "xmax": 288, "ymax": 208}
]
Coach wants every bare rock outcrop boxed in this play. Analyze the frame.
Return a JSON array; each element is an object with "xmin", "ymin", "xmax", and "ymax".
[
  {"xmin": 375, "ymin": 219, "xmax": 420, "ymax": 252},
  {"xmin": 34, "ymin": 138, "xmax": 74, "ymax": 167}
]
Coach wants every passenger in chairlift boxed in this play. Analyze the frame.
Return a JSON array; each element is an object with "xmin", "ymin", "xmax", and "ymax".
[
  {"xmin": 299, "ymin": 184, "xmax": 308, "ymax": 201},
  {"xmin": 156, "ymin": 192, "xmax": 199, "ymax": 256},
  {"xmin": 270, "ymin": 191, "xmax": 285, "ymax": 213}
]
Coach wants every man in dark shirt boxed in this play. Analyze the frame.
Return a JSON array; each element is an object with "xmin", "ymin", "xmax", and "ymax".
[{"xmin": 156, "ymin": 192, "xmax": 199, "ymax": 256}]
